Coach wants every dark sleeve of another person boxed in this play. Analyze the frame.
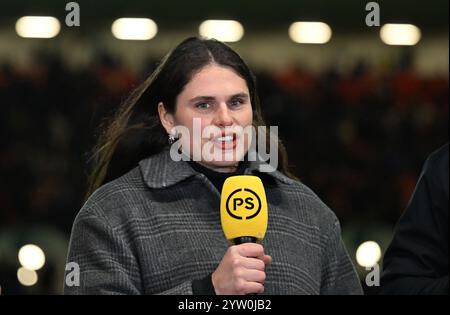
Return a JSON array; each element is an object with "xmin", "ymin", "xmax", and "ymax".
[{"xmin": 380, "ymin": 143, "xmax": 449, "ymax": 294}]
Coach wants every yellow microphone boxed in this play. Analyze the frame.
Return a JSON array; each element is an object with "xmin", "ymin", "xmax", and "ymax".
[{"xmin": 220, "ymin": 175, "xmax": 268, "ymax": 245}]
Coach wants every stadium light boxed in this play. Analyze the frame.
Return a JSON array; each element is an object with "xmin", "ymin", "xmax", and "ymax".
[
  {"xmin": 289, "ymin": 21, "xmax": 332, "ymax": 44},
  {"xmin": 15, "ymin": 16, "xmax": 60, "ymax": 38},
  {"xmin": 18, "ymin": 244, "xmax": 46, "ymax": 271},
  {"xmin": 380, "ymin": 23, "xmax": 421, "ymax": 46},
  {"xmin": 112, "ymin": 18, "xmax": 158, "ymax": 40},
  {"xmin": 17, "ymin": 267, "xmax": 38, "ymax": 286},
  {"xmin": 199, "ymin": 20, "xmax": 244, "ymax": 42},
  {"xmin": 356, "ymin": 241, "xmax": 382, "ymax": 268}
]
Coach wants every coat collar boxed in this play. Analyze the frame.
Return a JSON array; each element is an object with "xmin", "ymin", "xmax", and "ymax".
[{"xmin": 138, "ymin": 148, "xmax": 295, "ymax": 189}]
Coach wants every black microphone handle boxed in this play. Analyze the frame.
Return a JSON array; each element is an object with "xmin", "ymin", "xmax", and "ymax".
[{"xmin": 232, "ymin": 236, "xmax": 257, "ymax": 244}]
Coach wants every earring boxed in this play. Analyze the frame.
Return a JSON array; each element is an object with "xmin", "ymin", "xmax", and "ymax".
[{"xmin": 168, "ymin": 134, "xmax": 177, "ymax": 145}]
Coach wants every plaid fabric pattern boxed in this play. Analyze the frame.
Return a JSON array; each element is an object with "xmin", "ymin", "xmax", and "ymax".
[{"xmin": 64, "ymin": 149, "xmax": 362, "ymax": 295}]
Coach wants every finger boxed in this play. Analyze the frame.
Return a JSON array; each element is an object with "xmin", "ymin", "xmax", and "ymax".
[
  {"xmin": 261, "ymin": 255, "xmax": 272, "ymax": 266},
  {"xmin": 242, "ymin": 269, "xmax": 266, "ymax": 284},
  {"xmin": 242, "ymin": 282, "xmax": 265, "ymax": 295},
  {"xmin": 235, "ymin": 243, "xmax": 264, "ymax": 258},
  {"xmin": 240, "ymin": 257, "xmax": 266, "ymax": 271},
  {"xmin": 254, "ymin": 254, "xmax": 272, "ymax": 265},
  {"xmin": 236, "ymin": 280, "xmax": 264, "ymax": 295}
]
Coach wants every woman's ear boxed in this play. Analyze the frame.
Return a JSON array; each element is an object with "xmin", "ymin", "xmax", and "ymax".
[{"xmin": 158, "ymin": 102, "xmax": 175, "ymax": 135}]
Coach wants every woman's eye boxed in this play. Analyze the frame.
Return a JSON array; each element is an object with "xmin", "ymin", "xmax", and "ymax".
[
  {"xmin": 196, "ymin": 102, "xmax": 210, "ymax": 109},
  {"xmin": 230, "ymin": 98, "xmax": 244, "ymax": 107}
]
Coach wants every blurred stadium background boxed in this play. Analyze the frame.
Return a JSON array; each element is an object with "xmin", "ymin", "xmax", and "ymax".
[{"xmin": 0, "ymin": 0, "xmax": 448, "ymax": 294}]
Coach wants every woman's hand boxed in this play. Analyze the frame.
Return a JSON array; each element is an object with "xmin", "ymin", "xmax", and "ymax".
[{"xmin": 212, "ymin": 243, "xmax": 272, "ymax": 295}]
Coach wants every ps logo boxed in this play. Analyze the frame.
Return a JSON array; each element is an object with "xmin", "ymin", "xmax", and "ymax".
[
  {"xmin": 226, "ymin": 188, "xmax": 261, "ymax": 220},
  {"xmin": 221, "ymin": 176, "xmax": 268, "ymax": 242}
]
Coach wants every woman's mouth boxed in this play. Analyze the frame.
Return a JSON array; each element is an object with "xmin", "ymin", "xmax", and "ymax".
[{"xmin": 213, "ymin": 133, "xmax": 237, "ymax": 150}]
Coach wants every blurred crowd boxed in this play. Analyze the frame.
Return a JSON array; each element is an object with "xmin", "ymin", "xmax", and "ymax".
[{"xmin": 0, "ymin": 49, "xmax": 448, "ymax": 236}]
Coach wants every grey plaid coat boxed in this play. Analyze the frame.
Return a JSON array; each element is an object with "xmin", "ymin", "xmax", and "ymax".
[{"xmin": 64, "ymin": 149, "xmax": 362, "ymax": 295}]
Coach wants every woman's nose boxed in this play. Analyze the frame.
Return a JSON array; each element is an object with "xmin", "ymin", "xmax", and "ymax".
[{"xmin": 214, "ymin": 103, "xmax": 233, "ymax": 127}]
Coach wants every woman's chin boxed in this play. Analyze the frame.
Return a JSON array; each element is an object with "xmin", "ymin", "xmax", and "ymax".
[
  {"xmin": 198, "ymin": 160, "xmax": 239, "ymax": 173},
  {"xmin": 206, "ymin": 150, "xmax": 246, "ymax": 165},
  {"xmin": 208, "ymin": 160, "xmax": 238, "ymax": 167}
]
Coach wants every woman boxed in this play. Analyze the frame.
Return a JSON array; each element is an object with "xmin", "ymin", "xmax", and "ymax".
[{"xmin": 64, "ymin": 37, "xmax": 362, "ymax": 295}]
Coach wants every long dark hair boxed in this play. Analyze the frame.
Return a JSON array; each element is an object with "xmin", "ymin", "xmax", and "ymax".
[{"xmin": 86, "ymin": 37, "xmax": 295, "ymax": 199}]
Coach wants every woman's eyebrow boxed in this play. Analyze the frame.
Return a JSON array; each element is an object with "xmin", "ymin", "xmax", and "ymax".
[
  {"xmin": 189, "ymin": 96, "xmax": 216, "ymax": 103},
  {"xmin": 188, "ymin": 93, "xmax": 249, "ymax": 104},
  {"xmin": 229, "ymin": 93, "xmax": 249, "ymax": 100}
]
